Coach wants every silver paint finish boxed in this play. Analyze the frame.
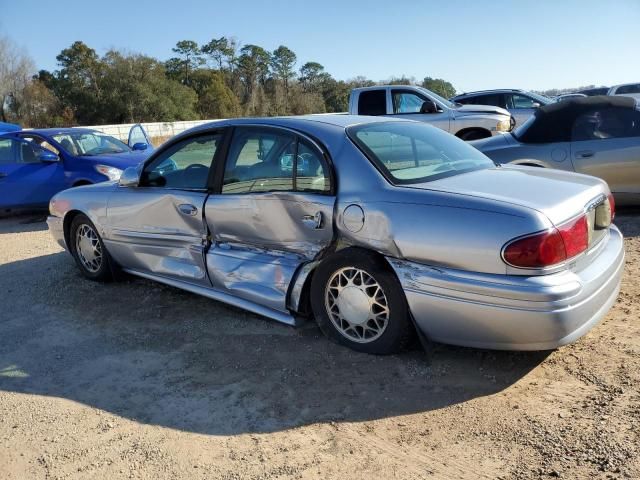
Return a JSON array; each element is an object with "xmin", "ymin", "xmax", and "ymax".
[
  {"xmin": 47, "ymin": 115, "xmax": 625, "ymax": 350},
  {"xmin": 387, "ymin": 225, "xmax": 624, "ymax": 350},
  {"xmin": 104, "ymin": 188, "xmax": 210, "ymax": 285}
]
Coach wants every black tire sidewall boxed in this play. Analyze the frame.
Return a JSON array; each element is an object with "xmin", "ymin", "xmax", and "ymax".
[
  {"xmin": 310, "ymin": 249, "xmax": 413, "ymax": 354},
  {"xmin": 69, "ymin": 214, "xmax": 112, "ymax": 281}
]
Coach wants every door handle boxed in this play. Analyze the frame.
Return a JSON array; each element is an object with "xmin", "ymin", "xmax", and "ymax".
[
  {"xmin": 178, "ymin": 204, "xmax": 198, "ymax": 216},
  {"xmin": 301, "ymin": 211, "xmax": 323, "ymax": 229},
  {"xmin": 576, "ymin": 150, "xmax": 594, "ymax": 158}
]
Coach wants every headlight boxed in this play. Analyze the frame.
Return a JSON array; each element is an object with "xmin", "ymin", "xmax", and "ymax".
[
  {"xmin": 95, "ymin": 165, "xmax": 123, "ymax": 181},
  {"xmin": 496, "ymin": 118, "xmax": 512, "ymax": 132}
]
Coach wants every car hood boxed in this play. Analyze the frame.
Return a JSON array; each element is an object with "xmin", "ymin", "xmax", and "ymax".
[
  {"xmin": 405, "ymin": 165, "xmax": 608, "ymax": 225},
  {"xmin": 454, "ymin": 104, "xmax": 511, "ymax": 117},
  {"xmin": 80, "ymin": 151, "xmax": 149, "ymax": 170}
]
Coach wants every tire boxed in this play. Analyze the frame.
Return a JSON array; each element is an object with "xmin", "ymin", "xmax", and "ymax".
[
  {"xmin": 310, "ymin": 248, "xmax": 414, "ymax": 354},
  {"xmin": 69, "ymin": 214, "xmax": 113, "ymax": 281},
  {"xmin": 458, "ymin": 129, "xmax": 489, "ymax": 141}
]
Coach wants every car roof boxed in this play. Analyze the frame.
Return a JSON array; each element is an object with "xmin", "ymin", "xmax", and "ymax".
[
  {"xmin": 453, "ymin": 89, "xmax": 527, "ymax": 98},
  {"xmin": 21, "ymin": 128, "xmax": 98, "ymax": 136},
  {"xmin": 188, "ymin": 114, "xmax": 411, "ymax": 133}
]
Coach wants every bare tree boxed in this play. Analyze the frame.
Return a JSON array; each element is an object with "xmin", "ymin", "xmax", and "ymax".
[{"xmin": 0, "ymin": 36, "xmax": 35, "ymax": 122}]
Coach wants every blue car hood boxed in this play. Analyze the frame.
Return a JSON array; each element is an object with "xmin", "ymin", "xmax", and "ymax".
[{"xmin": 82, "ymin": 151, "xmax": 149, "ymax": 169}]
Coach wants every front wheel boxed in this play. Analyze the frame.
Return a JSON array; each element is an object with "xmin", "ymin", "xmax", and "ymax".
[
  {"xmin": 69, "ymin": 214, "xmax": 113, "ymax": 281},
  {"xmin": 310, "ymin": 249, "xmax": 414, "ymax": 354}
]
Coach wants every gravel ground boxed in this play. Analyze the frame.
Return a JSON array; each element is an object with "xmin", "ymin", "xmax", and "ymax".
[{"xmin": 0, "ymin": 212, "xmax": 638, "ymax": 479}]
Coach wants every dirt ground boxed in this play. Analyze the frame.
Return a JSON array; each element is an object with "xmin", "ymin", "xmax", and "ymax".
[{"xmin": 0, "ymin": 211, "xmax": 638, "ymax": 480}]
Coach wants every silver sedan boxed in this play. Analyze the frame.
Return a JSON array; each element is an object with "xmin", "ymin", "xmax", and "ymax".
[
  {"xmin": 47, "ymin": 115, "xmax": 624, "ymax": 354},
  {"xmin": 471, "ymin": 96, "xmax": 640, "ymax": 205}
]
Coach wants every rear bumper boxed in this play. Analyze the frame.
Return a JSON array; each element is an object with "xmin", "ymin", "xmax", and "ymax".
[
  {"xmin": 47, "ymin": 215, "xmax": 67, "ymax": 250},
  {"xmin": 387, "ymin": 226, "xmax": 625, "ymax": 350}
]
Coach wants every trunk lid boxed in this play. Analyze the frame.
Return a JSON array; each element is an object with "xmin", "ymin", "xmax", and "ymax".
[{"xmin": 407, "ymin": 164, "xmax": 609, "ymax": 226}]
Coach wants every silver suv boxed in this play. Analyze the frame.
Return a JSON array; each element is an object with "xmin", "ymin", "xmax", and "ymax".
[{"xmin": 451, "ymin": 89, "xmax": 553, "ymax": 126}]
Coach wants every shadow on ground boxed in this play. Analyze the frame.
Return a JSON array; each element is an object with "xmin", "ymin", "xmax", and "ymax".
[{"xmin": 2, "ymin": 211, "xmax": 638, "ymax": 436}]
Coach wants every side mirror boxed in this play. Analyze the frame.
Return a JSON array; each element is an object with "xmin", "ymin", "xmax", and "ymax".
[
  {"xmin": 38, "ymin": 150, "xmax": 59, "ymax": 163},
  {"xmin": 132, "ymin": 142, "xmax": 148, "ymax": 151},
  {"xmin": 119, "ymin": 166, "xmax": 140, "ymax": 187},
  {"xmin": 420, "ymin": 99, "xmax": 438, "ymax": 114},
  {"xmin": 532, "ymin": 102, "xmax": 541, "ymax": 108}
]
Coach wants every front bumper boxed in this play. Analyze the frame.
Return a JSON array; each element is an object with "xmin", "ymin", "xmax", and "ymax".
[
  {"xmin": 387, "ymin": 226, "xmax": 625, "ymax": 350},
  {"xmin": 47, "ymin": 215, "xmax": 67, "ymax": 250}
]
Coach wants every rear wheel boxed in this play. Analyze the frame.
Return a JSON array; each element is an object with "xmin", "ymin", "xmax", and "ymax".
[
  {"xmin": 310, "ymin": 249, "xmax": 413, "ymax": 354},
  {"xmin": 69, "ymin": 214, "xmax": 113, "ymax": 281}
]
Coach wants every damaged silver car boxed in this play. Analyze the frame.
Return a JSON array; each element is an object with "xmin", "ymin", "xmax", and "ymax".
[{"xmin": 48, "ymin": 115, "xmax": 624, "ymax": 354}]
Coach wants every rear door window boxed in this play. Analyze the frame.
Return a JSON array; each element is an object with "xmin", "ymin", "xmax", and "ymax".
[
  {"xmin": 0, "ymin": 138, "xmax": 14, "ymax": 164},
  {"xmin": 358, "ymin": 90, "xmax": 387, "ymax": 116},
  {"xmin": 571, "ymin": 107, "xmax": 640, "ymax": 141}
]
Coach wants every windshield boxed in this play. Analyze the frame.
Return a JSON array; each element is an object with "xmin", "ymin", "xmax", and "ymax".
[
  {"xmin": 52, "ymin": 132, "xmax": 130, "ymax": 156},
  {"xmin": 418, "ymin": 87, "xmax": 457, "ymax": 108},
  {"xmin": 347, "ymin": 121, "xmax": 495, "ymax": 184}
]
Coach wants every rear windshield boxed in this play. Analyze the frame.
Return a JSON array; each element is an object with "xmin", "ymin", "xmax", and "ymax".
[{"xmin": 347, "ymin": 122, "xmax": 494, "ymax": 184}]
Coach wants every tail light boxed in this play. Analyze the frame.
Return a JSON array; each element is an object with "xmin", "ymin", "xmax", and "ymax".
[
  {"xmin": 503, "ymin": 214, "xmax": 589, "ymax": 269},
  {"xmin": 608, "ymin": 193, "xmax": 615, "ymax": 222}
]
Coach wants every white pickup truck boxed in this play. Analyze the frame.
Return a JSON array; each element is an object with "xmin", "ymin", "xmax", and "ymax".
[{"xmin": 349, "ymin": 85, "xmax": 514, "ymax": 140}]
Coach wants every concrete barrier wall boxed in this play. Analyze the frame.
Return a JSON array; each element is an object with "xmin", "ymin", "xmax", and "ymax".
[{"xmin": 82, "ymin": 119, "xmax": 218, "ymax": 145}]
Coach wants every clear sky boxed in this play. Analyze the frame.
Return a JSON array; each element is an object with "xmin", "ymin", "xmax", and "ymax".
[{"xmin": 1, "ymin": 0, "xmax": 639, "ymax": 92}]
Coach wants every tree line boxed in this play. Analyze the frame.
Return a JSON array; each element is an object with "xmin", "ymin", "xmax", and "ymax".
[{"xmin": 0, "ymin": 35, "xmax": 457, "ymax": 128}]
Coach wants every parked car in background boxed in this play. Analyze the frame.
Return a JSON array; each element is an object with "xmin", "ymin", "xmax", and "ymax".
[
  {"xmin": 349, "ymin": 85, "xmax": 513, "ymax": 140},
  {"xmin": 579, "ymin": 87, "xmax": 609, "ymax": 96},
  {"xmin": 470, "ymin": 96, "xmax": 640, "ymax": 205},
  {"xmin": 0, "ymin": 122, "xmax": 21, "ymax": 133},
  {"xmin": 555, "ymin": 93, "xmax": 587, "ymax": 102},
  {"xmin": 0, "ymin": 124, "xmax": 153, "ymax": 212},
  {"xmin": 451, "ymin": 89, "xmax": 553, "ymax": 127},
  {"xmin": 608, "ymin": 82, "xmax": 640, "ymax": 100},
  {"xmin": 48, "ymin": 115, "xmax": 623, "ymax": 354}
]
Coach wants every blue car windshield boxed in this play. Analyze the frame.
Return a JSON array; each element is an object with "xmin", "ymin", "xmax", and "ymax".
[
  {"xmin": 52, "ymin": 132, "xmax": 130, "ymax": 156},
  {"xmin": 348, "ymin": 121, "xmax": 495, "ymax": 184}
]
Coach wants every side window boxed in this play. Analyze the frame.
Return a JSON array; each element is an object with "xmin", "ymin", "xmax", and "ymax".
[
  {"xmin": 295, "ymin": 140, "xmax": 330, "ymax": 193},
  {"xmin": 616, "ymin": 84, "xmax": 640, "ymax": 95},
  {"xmin": 20, "ymin": 135, "xmax": 59, "ymax": 155},
  {"xmin": 571, "ymin": 108, "xmax": 640, "ymax": 141},
  {"xmin": 141, "ymin": 133, "xmax": 222, "ymax": 189},
  {"xmin": 223, "ymin": 128, "xmax": 295, "ymax": 194},
  {"xmin": 508, "ymin": 94, "xmax": 539, "ymax": 109},
  {"xmin": 392, "ymin": 91, "xmax": 428, "ymax": 114},
  {"xmin": 222, "ymin": 128, "xmax": 331, "ymax": 194},
  {"xmin": 358, "ymin": 90, "xmax": 387, "ymax": 116},
  {"xmin": 0, "ymin": 138, "xmax": 14, "ymax": 165},
  {"xmin": 16, "ymin": 140, "xmax": 41, "ymax": 164},
  {"xmin": 475, "ymin": 94, "xmax": 505, "ymax": 108}
]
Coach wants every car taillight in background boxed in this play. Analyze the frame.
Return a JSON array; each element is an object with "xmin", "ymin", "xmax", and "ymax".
[{"xmin": 503, "ymin": 214, "xmax": 590, "ymax": 269}]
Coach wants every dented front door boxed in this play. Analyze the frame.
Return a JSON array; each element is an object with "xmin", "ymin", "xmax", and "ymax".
[{"xmin": 104, "ymin": 131, "xmax": 225, "ymax": 286}]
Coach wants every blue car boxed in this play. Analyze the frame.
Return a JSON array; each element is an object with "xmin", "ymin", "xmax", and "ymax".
[{"xmin": 0, "ymin": 125, "xmax": 153, "ymax": 212}]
